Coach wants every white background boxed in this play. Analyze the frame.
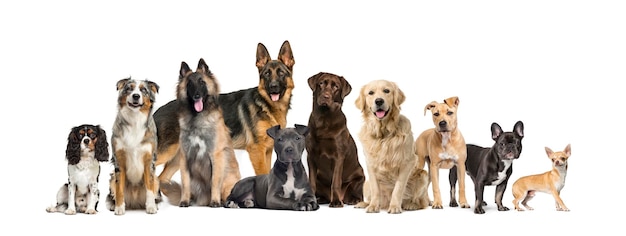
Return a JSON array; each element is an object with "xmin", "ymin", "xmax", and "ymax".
[{"xmin": 1, "ymin": 0, "xmax": 623, "ymax": 234}]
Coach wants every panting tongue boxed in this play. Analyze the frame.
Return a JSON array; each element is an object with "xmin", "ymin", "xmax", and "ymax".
[
  {"xmin": 271, "ymin": 94, "xmax": 280, "ymax": 101},
  {"xmin": 375, "ymin": 110, "xmax": 386, "ymax": 118},
  {"xmin": 194, "ymin": 99, "xmax": 203, "ymax": 112}
]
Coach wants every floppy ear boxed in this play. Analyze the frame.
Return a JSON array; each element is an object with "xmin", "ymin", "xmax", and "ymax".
[
  {"xmin": 355, "ymin": 85, "xmax": 367, "ymax": 112},
  {"xmin": 277, "ymin": 40, "xmax": 295, "ymax": 70},
  {"xmin": 393, "ymin": 82, "xmax": 406, "ymax": 107},
  {"xmin": 94, "ymin": 125, "xmax": 110, "ymax": 162},
  {"xmin": 545, "ymin": 146, "xmax": 554, "ymax": 157},
  {"xmin": 65, "ymin": 127, "xmax": 81, "ymax": 165},
  {"xmin": 423, "ymin": 101, "xmax": 437, "ymax": 116},
  {"xmin": 444, "ymin": 96, "xmax": 460, "ymax": 108},
  {"xmin": 513, "ymin": 121, "xmax": 524, "ymax": 138},
  {"xmin": 145, "ymin": 80, "xmax": 159, "ymax": 103},
  {"xmin": 308, "ymin": 72, "xmax": 323, "ymax": 91},
  {"xmin": 180, "ymin": 61, "xmax": 192, "ymax": 81},
  {"xmin": 116, "ymin": 77, "xmax": 131, "ymax": 91},
  {"xmin": 563, "ymin": 144, "xmax": 571, "ymax": 157},
  {"xmin": 491, "ymin": 122, "xmax": 503, "ymax": 141},
  {"xmin": 340, "ymin": 76, "xmax": 352, "ymax": 98},
  {"xmin": 266, "ymin": 125, "xmax": 281, "ymax": 140},
  {"xmin": 256, "ymin": 43, "xmax": 271, "ymax": 72},
  {"xmin": 294, "ymin": 124, "xmax": 309, "ymax": 137}
]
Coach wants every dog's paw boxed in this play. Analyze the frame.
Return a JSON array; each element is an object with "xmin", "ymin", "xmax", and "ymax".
[
  {"xmin": 224, "ymin": 201, "xmax": 239, "ymax": 208},
  {"xmin": 365, "ymin": 205, "xmax": 380, "ymax": 213},
  {"xmin": 459, "ymin": 202, "xmax": 471, "ymax": 208},
  {"xmin": 431, "ymin": 202, "xmax": 444, "ymax": 209},
  {"xmin": 179, "ymin": 200, "xmax": 190, "ymax": 207},
  {"xmin": 329, "ymin": 201, "xmax": 344, "ymax": 208},
  {"xmin": 557, "ymin": 207, "xmax": 570, "ymax": 212},
  {"xmin": 498, "ymin": 206, "xmax": 510, "ymax": 211},
  {"xmin": 114, "ymin": 205, "xmax": 125, "ymax": 215},
  {"xmin": 474, "ymin": 206, "xmax": 485, "ymax": 214},
  {"xmin": 64, "ymin": 208, "xmax": 77, "ymax": 215},
  {"xmin": 46, "ymin": 206, "xmax": 58, "ymax": 213},
  {"xmin": 146, "ymin": 205, "xmax": 158, "ymax": 214},
  {"xmin": 388, "ymin": 206, "xmax": 403, "ymax": 214},
  {"xmin": 209, "ymin": 200, "xmax": 222, "ymax": 208},
  {"xmin": 85, "ymin": 208, "xmax": 97, "ymax": 214},
  {"xmin": 449, "ymin": 201, "xmax": 458, "ymax": 207},
  {"xmin": 354, "ymin": 201, "xmax": 369, "ymax": 209}
]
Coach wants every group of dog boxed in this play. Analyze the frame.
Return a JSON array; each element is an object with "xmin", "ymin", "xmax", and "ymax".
[{"xmin": 45, "ymin": 40, "xmax": 572, "ymax": 216}]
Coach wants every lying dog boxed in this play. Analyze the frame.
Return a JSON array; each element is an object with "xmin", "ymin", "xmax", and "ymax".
[
  {"xmin": 305, "ymin": 72, "xmax": 365, "ymax": 208},
  {"xmin": 46, "ymin": 124, "xmax": 109, "ymax": 214},
  {"xmin": 224, "ymin": 125, "xmax": 319, "ymax": 211},
  {"xmin": 449, "ymin": 121, "xmax": 524, "ymax": 214},
  {"xmin": 415, "ymin": 96, "xmax": 469, "ymax": 209},
  {"xmin": 512, "ymin": 144, "xmax": 571, "ymax": 211}
]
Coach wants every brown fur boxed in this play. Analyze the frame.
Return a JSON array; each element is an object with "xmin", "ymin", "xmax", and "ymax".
[
  {"xmin": 157, "ymin": 59, "xmax": 241, "ymax": 207},
  {"xmin": 107, "ymin": 78, "xmax": 161, "ymax": 215},
  {"xmin": 415, "ymin": 96, "xmax": 470, "ymax": 209},
  {"xmin": 512, "ymin": 144, "xmax": 571, "ymax": 211},
  {"xmin": 353, "ymin": 80, "xmax": 429, "ymax": 214}
]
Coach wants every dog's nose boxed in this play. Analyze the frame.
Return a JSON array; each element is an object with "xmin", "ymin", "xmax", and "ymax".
[
  {"xmin": 83, "ymin": 139, "xmax": 90, "ymax": 145},
  {"xmin": 375, "ymin": 98, "xmax": 384, "ymax": 106},
  {"xmin": 269, "ymin": 81, "xmax": 280, "ymax": 90},
  {"xmin": 132, "ymin": 94, "xmax": 140, "ymax": 100},
  {"xmin": 285, "ymin": 146, "xmax": 294, "ymax": 154},
  {"xmin": 438, "ymin": 120, "xmax": 447, "ymax": 127}
]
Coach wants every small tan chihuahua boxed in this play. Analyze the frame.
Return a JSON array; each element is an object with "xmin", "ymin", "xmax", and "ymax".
[{"xmin": 511, "ymin": 144, "xmax": 571, "ymax": 211}]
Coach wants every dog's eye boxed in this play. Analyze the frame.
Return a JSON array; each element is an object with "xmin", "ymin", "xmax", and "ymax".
[
  {"xmin": 264, "ymin": 71, "xmax": 271, "ymax": 77},
  {"xmin": 278, "ymin": 138, "xmax": 283, "ymax": 142},
  {"xmin": 296, "ymin": 137, "xmax": 300, "ymax": 140},
  {"xmin": 368, "ymin": 91, "xmax": 374, "ymax": 95},
  {"xmin": 140, "ymin": 87, "xmax": 148, "ymax": 93},
  {"xmin": 277, "ymin": 70, "xmax": 285, "ymax": 77},
  {"xmin": 433, "ymin": 112, "xmax": 440, "ymax": 116},
  {"xmin": 383, "ymin": 89, "xmax": 390, "ymax": 94},
  {"xmin": 447, "ymin": 111, "xmax": 453, "ymax": 115}
]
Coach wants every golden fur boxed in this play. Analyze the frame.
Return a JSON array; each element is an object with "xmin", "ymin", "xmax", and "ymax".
[{"xmin": 354, "ymin": 80, "xmax": 429, "ymax": 214}]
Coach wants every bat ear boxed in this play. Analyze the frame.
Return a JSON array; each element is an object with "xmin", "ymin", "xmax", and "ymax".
[
  {"xmin": 513, "ymin": 121, "xmax": 524, "ymax": 138},
  {"xmin": 491, "ymin": 122, "xmax": 503, "ymax": 141},
  {"xmin": 95, "ymin": 125, "xmax": 110, "ymax": 162}
]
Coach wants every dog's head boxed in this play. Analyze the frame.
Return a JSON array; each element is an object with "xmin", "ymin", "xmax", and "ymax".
[
  {"xmin": 267, "ymin": 124, "xmax": 309, "ymax": 164},
  {"xmin": 308, "ymin": 72, "xmax": 351, "ymax": 112},
  {"xmin": 116, "ymin": 77, "xmax": 160, "ymax": 114},
  {"xmin": 177, "ymin": 58, "xmax": 220, "ymax": 113},
  {"xmin": 355, "ymin": 80, "xmax": 405, "ymax": 121},
  {"xmin": 424, "ymin": 96, "xmax": 460, "ymax": 133},
  {"xmin": 256, "ymin": 40, "xmax": 295, "ymax": 103},
  {"xmin": 491, "ymin": 121, "xmax": 524, "ymax": 160},
  {"xmin": 545, "ymin": 144, "xmax": 571, "ymax": 170},
  {"xmin": 66, "ymin": 124, "xmax": 109, "ymax": 165}
]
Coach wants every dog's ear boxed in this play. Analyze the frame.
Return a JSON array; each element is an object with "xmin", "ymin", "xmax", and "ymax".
[
  {"xmin": 266, "ymin": 125, "xmax": 281, "ymax": 140},
  {"xmin": 444, "ymin": 96, "xmax": 460, "ymax": 108},
  {"xmin": 94, "ymin": 125, "xmax": 110, "ymax": 162},
  {"xmin": 340, "ymin": 76, "xmax": 352, "ymax": 98},
  {"xmin": 545, "ymin": 146, "xmax": 554, "ymax": 157},
  {"xmin": 491, "ymin": 122, "xmax": 503, "ymax": 141},
  {"xmin": 294, "ymin": 124, "xmax": 309, "ymax": 137},
  {"xmin": 355, "ymin": 85, "xmax": 368, "ymax": 113},
  {"xmin": 307, "ymin": 72, "xmax": 323, "ymax": 91},
  {"xmin": 66, "ymin": 126, "xmax": 81, "ymax": 165},
  {"xmin": 277, "ymin": 40, "xmax": 295, "ymax": 70},
  {"xmin": 256, "ymin": 43, "xmax": 271, "ymax": 72},
  {"xmin": 197, "ymin": 58, "xmax": 211, "ymax": 75},
  {"xmin": 180, "ymin": 61, "xmax": 192, "ymax": 80},
  {"xmin": 116, "ymin": 77, "xmax": 131, "ymax": 91},
  {"xmin": 393, "ymin": 82, "xmax": 406, "ymax": 106},
  {"xmin": 513, "ymin": 121, "xmax": 524, "ymax": 138},
  {"xmin": 564, "ymin": 144, "xmax": 571, "ymax": 157},
  {"xmin": 424, "ymin": 101, "xmax": 438, "ymax": 116}
]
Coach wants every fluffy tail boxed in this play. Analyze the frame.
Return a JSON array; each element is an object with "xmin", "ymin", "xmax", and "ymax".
[{"xmin": 159, "ymin": 180, "xmax": 182, "ymax": 206}]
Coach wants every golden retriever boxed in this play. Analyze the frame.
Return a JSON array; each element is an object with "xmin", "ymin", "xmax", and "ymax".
[{"xmin": 354, "ymin": 80, "xmax": 429, "ymax": 214}]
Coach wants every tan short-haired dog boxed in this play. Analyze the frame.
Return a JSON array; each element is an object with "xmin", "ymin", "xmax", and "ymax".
[
  {"xmin": 511, "ymin": 144, "xmax": 571, "ymax": 211},
  {"xmin": 415, "ymin": 96, "xmax": 469, "ymax": 209}
]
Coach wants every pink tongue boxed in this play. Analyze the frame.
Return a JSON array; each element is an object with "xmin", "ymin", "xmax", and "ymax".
[
  {"xmin": 375, "ymin": 110, "xmax": 386, "ymax": 118},
  {"xmin": 194, "ymin": 99, "xmax": 203, "ymax": 112},
  {"xmin": 271, "ymin": 94, "xmax": 280, "ymax": 101}
]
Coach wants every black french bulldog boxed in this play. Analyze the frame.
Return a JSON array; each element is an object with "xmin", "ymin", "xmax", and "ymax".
[
  {"xmin": 449, "ymin": 121, "xmax": 524, "ymax": 214},
  {"xmin": 224, "ymin": 124, "xmax": 319, "ymax": 211}
]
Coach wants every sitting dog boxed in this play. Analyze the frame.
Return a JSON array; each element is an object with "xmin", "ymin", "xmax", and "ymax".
[
  {"xmin": 449, "ymin": 121, "xmax": 524, "ymax": 214},
  {"xmin": 415, "ymin": 96, "xmax": 469, "ymax": 209},
  {"xmin": 305, "ymin": 72, "xmax": 365, "ymax": 208},
  {"xmin": 511, "ymin": 144, "xmax": 572, "ymax": 211},
  {"xmin": 106, "ymin": 77, "xmax": 161, "ymax": 215},
  {"xmin": 224, "ymin": 125, "xmax": 319, "ymax": 211},
  {"xmin": 46, "ymin": 124, "xmax": 110, "ymax": 215}
]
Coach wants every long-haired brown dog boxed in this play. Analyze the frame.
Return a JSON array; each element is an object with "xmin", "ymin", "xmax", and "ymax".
[
  {"xmin": 354, "ymin": 80, "xmax": 429, "ymax": 214},
  {"xmin": 158, "ymin": 58, "xmax": 241, "ymax": 207},
  {"xmin": 106, "ymin": 78, "xmax": 161, "ymax": 215}
]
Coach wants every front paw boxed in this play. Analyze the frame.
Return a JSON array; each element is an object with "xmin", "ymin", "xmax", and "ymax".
[
  {"xmin": 114, "ymin": 205, "xmax": 125, "ymax": 215},
  {"xmin": 498, "ymin": 205, "xmax": 510, "ymax": 211},
  {"xmin": 432, "ymin": 201, "xmax": 444, "ymax": 209},
  {"xmin": 459, "ymin": 202, "xmax": 471, "ymax": 208},
  {"xmin": 329, "ymin": 200, "xmax": 344, "ymax": 208},
  {"xmin": 388, "ymin": 205, "xmax": 403, "ymax": 214},
  {"xmin": 146, "ymin": 205, "xmax": 157, "ymax": 214},
  {"xmin": 179, "ymin": 200, "xmax": 190, "ymax": 207},
  {"xmin": 474, "ymin": 206, "xmax": 485, "ymax": 214},
  {"xmin": 365, "ymin": 204, "xmax": 380, "ymax": 213},
  {"xmin": 64, "ymin": 208, "xmax": 76, "ymax": 215},
  {"xmin": 85, "ymin": 208, "xmax": 97, "ymax": 214},
  {"xmin": 209, "ymin": 200, "xmax": 222, "ymax": 208},
  {"xmin": 293, "ymin": 201, "xmax": 319, "ymax": 211}
]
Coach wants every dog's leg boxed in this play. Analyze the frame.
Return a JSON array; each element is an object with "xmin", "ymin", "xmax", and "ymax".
[
  {"xmin": 364, "ymin": 163, "xmax": 380, "ymax": 213},
  {"xmin": 142, "ymin": 152, "xmax": 158, "ymax": 214},
  {"xmin": 178, "ymin": 150, "xmax": 191, "ymax": 207},
  {"xmin": 494, "ymin": 182, "xmax": 510, "ymax": 211},
  {"xmin": 113, "ymin": 170, "xmax": 126, "ymax": 215},
  {"xmin": 456, "ymin": 161, "xmax": 470, "ymax": 208},
  {"xmin": 330, "ymin": 159, "xmax": 345, "ymax": 208},
  {"xmin": 429, "ymin": 162, "xmax": 444, "ymax": 209},
  {"xmin": 521, "ymin": 191, "xmax": 535, "ymax": 210},
  {"xmin": 474, "ymin": 182, "xmax": 486, "ymax": 214},
  {"xmin": 388, "ymin": 161, "xmax": 412, "ymax": 214},
  {"xmin": 307, "ymin": 157, "xmax": 321, "ymax": 203},
  {"xmin": 209, "ymin": 149, "xmax": 227, "ymax": 207},
  {"xmin": 246, "ymin": 142, "xmax": 272, "ymax": 175},
  {"xmin": 158, "ymin": 150, "xmax": 181, "ymax": 183},
  {"xmin": 552, "ymin": 189, "xmax": 569, "ymax": 211},
  {"xmin": 85, "ymin": 181, "xmax": 99, "ymax": 214},
  {"xmin": 65, "ymin": 182, "xmax": 77, "ymax": 215},
  {"xmin": 448, "ymin": 166, "xmax": 458, "ymax": 207}
]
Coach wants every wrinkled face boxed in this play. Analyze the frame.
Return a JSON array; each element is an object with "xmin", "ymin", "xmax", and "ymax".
[
  {"xmin": 273, "ymin": 129, "xmax": 306, "ymax": 163},
  {"xmin": 494, "ymin": 132, "xmax": 523, "ymax": 160},
  {"xmin": 360, "ymin": 80, "xmax": 399, "ymax": 120}
]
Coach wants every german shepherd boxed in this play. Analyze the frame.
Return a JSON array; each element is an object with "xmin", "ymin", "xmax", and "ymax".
[
  {"xmin": 158, "ymin": 58, "xmax": 241, "ymax": 207},
  {"xmin": 154, "ymin": 40, "xmax": 295, "ymax": 179}
]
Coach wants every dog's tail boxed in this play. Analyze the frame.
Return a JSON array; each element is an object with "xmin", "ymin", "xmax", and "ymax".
[{"xmin": 159, "ymin": 180, "xmax": 182, "ymax": 206}]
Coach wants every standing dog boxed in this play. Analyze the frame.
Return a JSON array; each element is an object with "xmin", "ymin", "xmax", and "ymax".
[
  {"xmin": 415, "ymin": 96, "xmax": 470, "ymax": 209},
  {"xmin": 306, "ymin": 72, "xmax": 365, "ymax": 208},
  {"xmin": 449, "ymin": 121, "xmax": 524, "ymax": 214},
  {"xmin": 154, "ymin": 40, "xmax": 295, "ymax": 178},
  {"xmin": 354, "ymin": 80, "xmax": 430, "ymax": 214},
  {"xmin": 512, "ymin": 144, "xmax": 571, "ymax": 211},
  {"xmin": 46, "ymin": 124, "xmax": 109, "ymax": 215},
  {"xmin": 159, "ymin": 58, "xmax": 241, "ymax": 207},
  {"xmin": 106, "ymin": 77, "xmax": 161, "ymax": 215},
  {"xmin": 224, "ymin": 125, "xmax": 319, "ymax": 211}
]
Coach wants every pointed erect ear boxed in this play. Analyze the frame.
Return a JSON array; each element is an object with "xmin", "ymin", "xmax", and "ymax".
[
  {"xmin": 424, "ymin": 101, "xmax": 437, "ymax": 116},
  {"xmin": 444, "ymin": 96, "xmax": 460, "ymax": 108},
  {"xmin": 256, "ymin": 43, "xmax": 271, "ymax": 72},
  {"xmin": 197, "ymin": 58, "xmax": 210, "ymax": 75},
  {"xmin": 278, "ymin": 40, "xmax": 294, "ymax": 70},
  {"xmin": 491, "ymin": 122, "xmax": 503, "ymax": 141},
  {"xmin": 308, "ymin": 72, "xmax": 323, "ymax": 91},
  {"xmin": 564, "ymin": 144, "xmax": 571, "ymax": 157},
  {"xmin": 294, "ymin": 124, "xmax": 309, "ymax": 137},
  {"xmin": 180, "ymin": 61, "xmax": 192, "ymax": 79},
  {"xmin": 116, "ymin": 77, "xmax": 131, "ymax": 91},
  {"xmin": 513, "ymin": 121, "xmax": 524, "ymax": 138},
  {"xmin": 266, "ymin": 125, "xmax": 281, "ymax": 140},
  {"xmin": 545, "ymin": 146, "xmax": 554, "ymax": 157}
]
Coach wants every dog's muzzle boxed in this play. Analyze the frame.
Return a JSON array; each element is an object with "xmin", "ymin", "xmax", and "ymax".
[{"xmin": 128, "ymin": 93, "xmax": 143, "ymax": 108}]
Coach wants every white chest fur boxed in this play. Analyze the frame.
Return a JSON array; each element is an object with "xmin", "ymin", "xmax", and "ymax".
[
  {"xmin": 68, "ymin": 157, "xmax": 100, "ymax": 194},
  {"xmin": 282, "ymin": 164, "xmax": 306, "ymax": 201},
  {"xmin": 114, "ymin": 111, "xmax": 153, "ymax": 184},
  {"xmin": 491, "ymin": 159, "xmax": 512, "ymax": 185}
]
